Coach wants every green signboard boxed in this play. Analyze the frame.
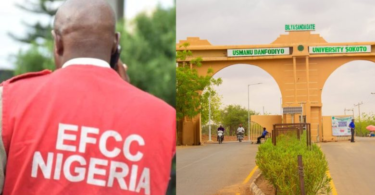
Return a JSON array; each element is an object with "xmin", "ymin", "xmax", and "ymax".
[
  {"xmin": 227, "ymin": 47, "xmax": 290, "ymax": 57},
  {"xmin": 309, "ymin": 45, "xmax": 371, "ymax": 54},
  {"xmin": 285, "ymin": 24, "xmax": 315, "ymax": 31}
]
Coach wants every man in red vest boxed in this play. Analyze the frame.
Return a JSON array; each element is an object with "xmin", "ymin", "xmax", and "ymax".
[{"xmin": 0, "ymin": 0, "xmax": 175, "ymax": 194}]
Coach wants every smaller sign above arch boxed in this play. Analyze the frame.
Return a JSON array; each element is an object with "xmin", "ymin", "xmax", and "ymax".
[{"xmin": 285, "ymin": 24, "xmax": 315, "ymax": 31}]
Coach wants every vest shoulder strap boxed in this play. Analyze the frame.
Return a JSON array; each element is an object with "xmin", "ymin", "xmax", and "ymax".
[{"xmin": 2, "ymin": 70, "xmax": 52, "ymax": 85}]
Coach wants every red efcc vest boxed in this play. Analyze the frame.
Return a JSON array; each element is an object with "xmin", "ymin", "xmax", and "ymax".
[{"xmin": 1, "ymin": 65, "xmax": 175, "ymax": 195}]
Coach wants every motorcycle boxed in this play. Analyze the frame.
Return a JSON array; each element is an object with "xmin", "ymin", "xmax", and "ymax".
[
  {"xmin": 237, "ymin": 132, "xmax": 244, "ymax": 142},
  {"xmin": 218, "ymin": 131, "xmax": 224, "ymax": 144}
]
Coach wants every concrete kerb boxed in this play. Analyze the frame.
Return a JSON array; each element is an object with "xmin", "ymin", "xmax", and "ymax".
[{"xmin": 249, "ymin": 173, "xmax": 265, "ymax": 195}]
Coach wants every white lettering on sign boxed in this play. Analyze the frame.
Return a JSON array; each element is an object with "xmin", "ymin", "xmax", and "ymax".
[
  {"xmin": 99, "ymin": 130, "xmax": 122, "ymax": 158},
  {"xmin": 56, "ymin": 124, "xmax": 78, "ymax": 152},
  {"xmin": 87, "ymin": 158, "xmax": 108, "ymax": 186},
  {"xmin": 31, "ymin": 152, "xmax": 53, "ymax": 179},
  {"xmin": 309, "ymin": 45, "xmax": 371, "ymax": 54},
  {"xmin": 64, "ymin": 155, "xmax": 86, "ymax": 182},
  {"xmin": 53, "ymin": 153, "xmax": 63, "ymax": 180},
  {"xmin": 107, "ymin": 161, "xmax": 130, "ymax": 190},
  {"xmin": 227, "ymin": 47, "xmax": 290, "ymax": 57},
  {"xmin": 31, "ymin": 123, "xmax": 150, "ymax": 194},
  {"xmin": 79, "ymin": 126, "xmax": 99, "ymax": 153},
  {"xmin": 136, "ymin": 168, "xmax": 150, "ymax": 194},
  {"xmin": 123, "ymin": 135, "xmax": 145, "ymax": 162},
  {"xmin": 129, "ymin": 164, "xmax": 138, "ymax": 191}
]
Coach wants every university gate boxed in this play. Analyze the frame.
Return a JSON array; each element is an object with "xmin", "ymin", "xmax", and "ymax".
[{"xmin": 177, "ymin": 25, "xmax": 375, "ymax": 145}]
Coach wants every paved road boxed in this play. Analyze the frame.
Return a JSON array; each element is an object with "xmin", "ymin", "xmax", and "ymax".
[
  {"xmin": 320, "ymin": 137, "xmax": 375, "ymax": 195},
  {"xmin": 176, "ymin": 141, "xmax": 258, "ymax": 195}
]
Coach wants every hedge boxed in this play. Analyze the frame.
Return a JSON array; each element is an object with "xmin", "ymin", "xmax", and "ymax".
[{"xmin": 255, "ymin": 133, "xmax": 331, "ymax": 195}]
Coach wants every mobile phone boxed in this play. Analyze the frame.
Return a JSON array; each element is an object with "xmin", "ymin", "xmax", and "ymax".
[{"xmin": 110, "ymin": 45, "xmax": 122, "ymax": 70}]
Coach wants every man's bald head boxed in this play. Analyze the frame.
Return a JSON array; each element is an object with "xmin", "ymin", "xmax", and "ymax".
[{"xmin": 52, "ymin": 0, "xmax": 119, "ymax": 68}]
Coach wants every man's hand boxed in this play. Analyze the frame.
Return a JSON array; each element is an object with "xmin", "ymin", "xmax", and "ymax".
[{"xmin": 116, "ymin": 59, "xmax": 130, "ymax": 82}]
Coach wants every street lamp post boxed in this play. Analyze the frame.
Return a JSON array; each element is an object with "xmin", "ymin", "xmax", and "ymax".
[
  {"xmin": 248, "ymin": 83, "xmax": 262, "ymax": 142},
  {"xmin": 208, "ymin": 92, "xmax": 212, "ymax": 141}
]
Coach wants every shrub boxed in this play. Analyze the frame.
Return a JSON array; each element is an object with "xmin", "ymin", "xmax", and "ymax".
[{"xmin": 256, "ymin": 133, "xmax": 331, "ymax": 195}]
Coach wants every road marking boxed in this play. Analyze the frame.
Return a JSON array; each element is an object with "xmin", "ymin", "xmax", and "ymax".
[
  {"xmin": 236, "ymin": 166, "xmax": 258, "ymax": 195},
  {"xmin": 326, "ymin": 170, "xmax": 338, "ymax": 195},
  {"xmin": 242, "ymin": 165, "xmax": 258, "ymax": 184},
  {"xmin": 318, "ymin": 144, "xmax": 338, "ymax": 195}
]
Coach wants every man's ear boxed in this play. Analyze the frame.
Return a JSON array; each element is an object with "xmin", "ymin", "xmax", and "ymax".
[
  {"xmin": 51, "ymin": 30, "xmax": 63, "ymax": 56},
  {"xmin": 112, "ymin": 32, "xmax": 120, "ymax": 55}
]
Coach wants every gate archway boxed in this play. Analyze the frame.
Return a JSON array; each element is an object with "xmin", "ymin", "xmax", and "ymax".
[{"xmin": 177, "ymin": 31, "xmax": 375, "ymax": 145}]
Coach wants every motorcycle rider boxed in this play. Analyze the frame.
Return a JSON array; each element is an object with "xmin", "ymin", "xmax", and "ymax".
[
  {"xmin": 217, "ymin": 125, "xmax": 225, "ymax": 141},
  {"xmin": 237, "ymin": 124, "xmax": 245, "ymax": 140}
]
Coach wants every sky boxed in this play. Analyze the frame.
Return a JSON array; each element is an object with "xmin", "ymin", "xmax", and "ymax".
[
  {"xmin": 177, "ymin": 0, "xmax": 375, "ymax": 117},
  {"xmin": 0, "ymin": 0, "xmax": 173, "ymax": 70}
]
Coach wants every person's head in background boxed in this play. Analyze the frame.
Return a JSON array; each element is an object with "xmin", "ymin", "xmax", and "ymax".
[
  {"xmin": 263, "ymin": 127, "xmax": 266, "ymax": 131},
  {"xmin": 239, "ymin": 124, "xmax": 242, "ymax": 127},
  {"xmin": 52, "ymin": 0, "xmax": 119, "ymax": 69}
]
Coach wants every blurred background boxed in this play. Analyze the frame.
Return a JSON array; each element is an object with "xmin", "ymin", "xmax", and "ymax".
[
  {"xmin": 0, "ymin": 0, "xmax": 175, "ymax": 107},
  {"xmin": 0, "ymin": 0, "xmax": 176, "ymax": 194}
]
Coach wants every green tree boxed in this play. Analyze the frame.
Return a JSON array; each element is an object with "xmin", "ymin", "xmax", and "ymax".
[
  {"xmin": 221, "ymin": 104, "xmax": 259, "ymax": 135},
  {"xmin": 176, "ymin": 42, "xmax": 222, "ymax": 145},
  {"xmin": 10, "ymin": 0, "xmax": 61, "ymax": 75},
  {"xmin": 9, "ymin": 0, "xmax": 61, "ymax": 44},
  {"xmin": 0, "ymin": 70, "xmax": 14, "ymax": 82},
  {"xmin": 11, "ymin": 2, "xmax": 175, "ymax": 107},
  {"xmin": 355, "ymin": 113, "xmax": 375, "ymax": 136},
  {"xmin": 117, "ymin": 5, "xmax": 175, "ymax": 106},
  {"xmin": 13, "ymin": 41, "xmax": 55, "ymax": 75}
]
